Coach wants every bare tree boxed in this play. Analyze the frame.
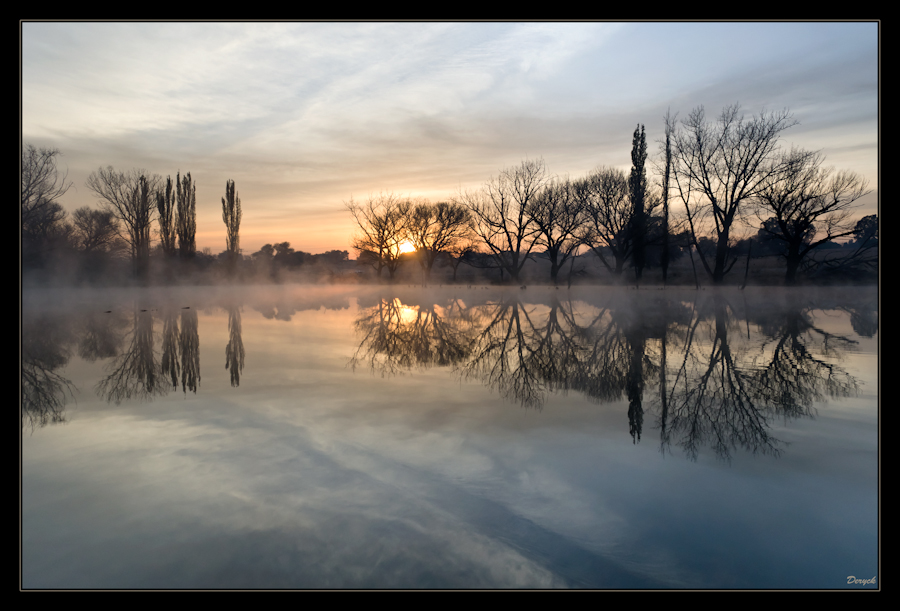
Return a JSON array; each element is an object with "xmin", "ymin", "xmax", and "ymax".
[
  {"xmin": 70, "ymin": 207, "xmax": 124, "ymax": 255},
  {"xmin": 405, "ymin": 199, "xmax": 473, "ymax": 283},
  {"xmin": 659, "ymin": 110, "xmax": 676, "ymax": 284},
  {"xmin": 459, "ymin": 158, "xmax": 549, "ymax": 284},
  {"xmin": 176, "ymin": 171, "xmax": 197, "ymax": 259},
  {"xmin": 86, "ymin": 167, "xmax": 161, "ymax": 278},
  {"xmin": 670, "ymin": 104, "xmax": 797, "ymax": 283},
  {"xmin": 346, "ymin": 193, "xmax": 411, "ymax": 280},
  {"xmin": 753, "ymin": 148, "xmax": 871, "ymax": 284},
  {"xmin": 575, "ymin": 167, "xmax": 634, "ymax": 276},
  {"xmin": 222, "ymin": 179, "xmax": 242, "ymax": 270},
  {"xmin": 527, "ymin": 177, "xmax": 583, "ymax": 283},
  {"xmin": 22, "ymin": 144, "xmax": 72, "ymax": 232},
  {"xmin": 22, "ymin": 145, "xmax": 73, "ymax": 266}
]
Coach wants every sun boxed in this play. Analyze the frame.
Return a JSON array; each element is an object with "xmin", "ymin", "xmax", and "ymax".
[{"xmin": 397, "ymin": 240, "xmax": 416, "ymax": 254}]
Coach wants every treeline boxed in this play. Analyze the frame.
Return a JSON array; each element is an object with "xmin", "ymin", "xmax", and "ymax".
[
  {"xmin": 243, "ymin": 243, "xmax": 351, "ymax": 281},
  {"xmin": 23, "ymin": 102, "xmax": 878, "ymax": 287},
  {"xmin": 21, "ymin": 146, "xmax": 352, "ymax": 285},
  {"xmin": 346, "ymin": 104, "xmax": 877, "ymax": 286},
  {"xmin": 22, "ymin": 148, "xmax": 216, "ymax": 284}
]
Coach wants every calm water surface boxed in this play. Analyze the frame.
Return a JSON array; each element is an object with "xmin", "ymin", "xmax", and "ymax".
[{"xmin": 21, "ymin": 285, "xmax": 879, "ymax": 589}]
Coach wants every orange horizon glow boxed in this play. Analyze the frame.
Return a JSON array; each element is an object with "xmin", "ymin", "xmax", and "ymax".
[{"xmin": 396, "ymin": 240, "xmax": 416, "ymax": 255}]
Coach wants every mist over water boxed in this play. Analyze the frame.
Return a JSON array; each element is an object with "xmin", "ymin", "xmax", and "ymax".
[{"xmin": 21, "ymin": 284, "xmax": 878, "ymax": 589}]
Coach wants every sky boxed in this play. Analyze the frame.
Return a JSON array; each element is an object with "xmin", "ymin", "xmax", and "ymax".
[{"xmin": 21, "ymin": 21, "xmax": 879, "ymax": 256}]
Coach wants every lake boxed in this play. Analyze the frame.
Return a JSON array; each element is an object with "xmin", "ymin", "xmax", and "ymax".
[{"xmin": 21, "ymin": 284, "xmax": 879, "ymax": 589}]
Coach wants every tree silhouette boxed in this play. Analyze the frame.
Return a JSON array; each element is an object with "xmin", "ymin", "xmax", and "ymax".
[
  {"xmin": 71, "ymin": 207, "xmax": 123, "ymax": 255},
  {"xmin": 659, "ymin": 110, "xmax": 675, "ymax": 284},
  {"xmin": 576, "ymin": 167, "xmax": 634, "ymax": 277},
  {"xmin": 22, "ymin": 144, "xmax": 73, "ymax": 268},
  {"xmin": 222, "ymin": 179, "xmax": 242, "ymax": 273},
  {"xmin": 527, "ymin": 178, "xmax": 583, "ymax": 284},
  {"xmin": 459, "ymin": 159, "xmax": 549, "ymax": 283},
  {"xmin": 346, "ymin": 193, "xmax": 411, "ymax": 280},
  {"xmin": 86, "ymin": 167, "xmax": 161, "ymax": 279},
  {"xmin": 20, "ymin": 144, "xmax": 72, "ymax": 267},
  {"xmin": 629, "ymin": 124, "xmax": 649, "ymax": 283},
  {"xmin": 753, "ymin": 148, "xmax": 871, "ymax": 284},
  {"xmin": 176, "ymin": 171, "xmax": 197, "ymax": 259},
  {"xmin": 22, "ymin": 144, "xmax": 72, "ymax": 228},
  {"xmin": 156, "ymin": 176, "xmax": 178, "ymax": 257},
  {"xmin": 670, "ymin": 104, "xmax": 797, "ymax": 283},
  {"xmin": 405, "ymin": 200, "xmax": 473, "ymax": 283}
]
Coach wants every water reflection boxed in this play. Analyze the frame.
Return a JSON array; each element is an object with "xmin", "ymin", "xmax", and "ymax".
[
  {"xmin": 21, "ymin": 288, "xmax": 355, "ymax": 425},
  {"xmin": 22, "ymin": 313, "xmax": 76, "ymax": 429},
  {"xmin": 351, "ymin": 289, "xmax": 871, "ymax": 462},
  {"xmin": 350, "ymin": 296, "xmax": 475, "ymax": 376},
  {"xmin": 20, "ymin": 286, "xmax": 874, "ymax": 464},
  {"xmin": 180, "ymin": 308, "xmax": 200, "ymax": 394},
  {"xmin": 659, "ymin": 295, "xmax": 785, "ymax": 460},
  {"xmin": 751, "ymin": 299, "xmax": 859, "ymax": 415},
  {"xmin": 96, "ymin": 309, "xmax": 168, "ymax": 404},
  {"xmin": 224, "ymin": 303, "xmax": 245, "ymax": 387},
  {"xmin": 20, "ymin": 286, "xmax": 878, "ymax": 588},
  {"xmin": 161, "ymin": 307, "xmax": 180, "ymax": 389}
]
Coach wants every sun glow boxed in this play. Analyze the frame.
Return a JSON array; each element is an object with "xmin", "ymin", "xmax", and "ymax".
[{"xmin": 397, "ymin": 240, "xmax": 416, "ymax": 254}]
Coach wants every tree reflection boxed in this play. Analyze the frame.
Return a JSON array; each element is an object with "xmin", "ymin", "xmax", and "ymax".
[
  {"xmin": 655, "ymin": 293, "xmax": 863, "ymax": 461},
  {"xmin": 659, "ymin": 295, "xmax": 782, "ymax": 461},
  {"xmin": 463, "ymin": 297, "xmax": 547, "ymax": 409},
  {"xmin": 751, "ymin": 298, "xmax": 859, "ymax": 415},
  {"xmin": 22, "ymin": 287, "xmax": 867, "ymax": 463},
  {"xmin": 160, "ymin": 307, "xmax": 180, "ymax": 389},
  {"xmin": 22, "ymin": 315, "xmax": 76, "ymax": 429},
  {"xmin": 841, "ymin": 303, "xmax": 878, "ymax": 339},
  {"xmin": 350, "ymin": 290, "xmax": 866, "ymax": 461},
  {"xmin": 180, "ymin": 308, "xmax": 200, "ymax": 393},
  {"xmin": 350, "ymin": 296, "xmax": 475, "ymax": 377},
  {"xmin": 225, "ymin": 304, "xmax": 245, "ymax": 387},
  {"xmin": 77, "ymin": 309, "xmax": 127, "ymax": 362},
  {"xmin": 523, "ymin": 297, "xmax": 591, "ymax": 401},
  {"xmin": 96, "ymin": 308, "xmax": 167, "ymax": 404},
  {"xmin": 573, "ymin": 298, "xmax": 674, "ymax": 441}
]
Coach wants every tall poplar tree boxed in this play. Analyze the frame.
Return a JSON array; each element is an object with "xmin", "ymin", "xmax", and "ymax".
[
  {"xmin": 156, "ymin": 176, "xmax": 177, "ymax": 257},
  {"xmin": 222, "ymin": 179, "xmax": 242, "ymax": 270},
  {"xmin": 629, "ymin": 124, "xmax": 648, "ymax": 283},
  {"xmin": 176, "ymin": 171, "xmax": 197, "ymax": 259}
]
